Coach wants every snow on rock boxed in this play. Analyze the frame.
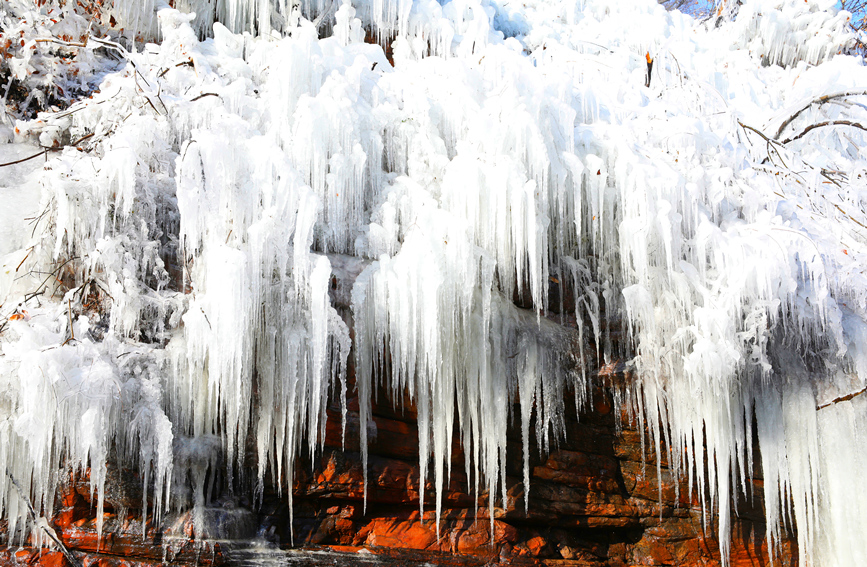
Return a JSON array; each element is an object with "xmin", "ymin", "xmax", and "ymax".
[{"xmin": 1, "ymin": 0, "xmax": 867, "ymax": 565}]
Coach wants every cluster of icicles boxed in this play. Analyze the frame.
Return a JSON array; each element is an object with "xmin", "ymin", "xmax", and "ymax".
[{"xmin": 0, "ymin": 0, "xmax": 866, "ymax": 565}]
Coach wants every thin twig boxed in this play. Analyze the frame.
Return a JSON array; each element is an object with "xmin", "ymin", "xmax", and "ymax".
[
  {"xmin": 66, "ymin": 298, "xmax": 74, "ymax": 343},
  {"xmin": 15, "ymin": 247, "xmax": 34, "ymax": 273},
  {"xmin": 29, "ymin": 204, "xmax": 51, "ymax": 238},
  {"xmin": 820, "ymin": 169, "xmax": 844, "ymax": 188},
  {"xmin": 34, "ymin": 37, "xmax": 88, "ymax": 48},
  {"xmin": 833, "ymin": 203, "xmax": 867, "ymax": 230},
  {"xmin": 140, "ymin": 95, "xmax": 160, "ymax": 115},
  {"xmin": 774, "ymin": 90, "xmax": 867, "ymax": 140},
  {"xmin": 87, "ymin": 35, "xmax": 163, "ymax": 114},
  {"xmin": 190, "ymin": 92, "xmax": 218, "ymax": 102},
  {"xmin": 667, "ymin": 50, "xmax": 684, "ymax": 88},
  {"xmin": 780, "ymin": 120, "xmax": 867, "ymax": 145},
  {"xmin": 24, "ymin": 257, "xmax": 78, "ymax": 302},
  {"xmin": 738, "ymin": 120, "xmax": 789, "ymax": 168},
  {"xmin": 70, "ymin": 132, "xmax": 95, "ymax": 147},
  {"xmin": 158, "ymin": 59, "xmax": 195, "ymax": 78},
  {"xmin": 200, "ymin": 306, "xmax": 212, "ymax": 330},
  {"xmin": 154, "ymin": 83, "xmax": 168, "ymax": 114},
  {"xmin": 88, "ymin": 35, "xmax": 129, "ymax": 59},
  {"xmin": 37, "ymin": 88, "xmax": 118, "ymax": 122},
  {"xmin": 738, "ymin": 120, "xmax": 772, "ymax": 142}
]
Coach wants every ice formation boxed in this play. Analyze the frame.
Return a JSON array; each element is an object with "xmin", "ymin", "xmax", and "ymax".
[{"xmin": 2, "ymin": 0, "xmax": 867, "ymax": 564}]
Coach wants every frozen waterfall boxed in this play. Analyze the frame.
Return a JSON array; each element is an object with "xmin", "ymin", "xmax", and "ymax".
[{"xmin": 1, "ymin": 0, "xmax": 867, "ymax": 564}]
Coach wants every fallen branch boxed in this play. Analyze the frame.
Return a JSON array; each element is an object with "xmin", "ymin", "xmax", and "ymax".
[
  {"xmin": 774, "ymin": 90, "xmax": 867, "ymax": 140},
  {"xmin": 0, "ymin": 133, "xmax": 95, "ymax": 169},
  {"xmin": 0, "ymin": 148, "xmax": 49, "ymax": 167},
  {"xmin": 817, "ymin": 385, "xmax": 867, "ymax": 410},
  {"xmin": 4, "ymin": 469, "xmax": 83, "ymax": 567},
  {"xmin": 781, "ymin": 120, "xmax": 867, "ymax": 145}
]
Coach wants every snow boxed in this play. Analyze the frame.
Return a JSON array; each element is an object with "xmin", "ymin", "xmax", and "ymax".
[
  {"xmin": 0, "ymin": 139, "xmax": 43, "ymax": 261},
  {"xmin": 1, "ymin": 0, "xmax": 867, "ymax": 564}
]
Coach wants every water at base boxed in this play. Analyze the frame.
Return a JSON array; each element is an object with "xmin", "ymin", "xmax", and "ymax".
[{"xmin": 226, "ymin": 540, "xmax": 441, "ymax": 566}]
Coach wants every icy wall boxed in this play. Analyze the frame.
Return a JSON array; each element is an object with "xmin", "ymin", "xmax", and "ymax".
[{"xmin": 1, "ymin": 0, "xmax": 867, "ymax": 564}]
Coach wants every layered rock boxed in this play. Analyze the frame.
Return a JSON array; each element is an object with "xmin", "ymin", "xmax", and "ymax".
[{"xmin": 0, "ymin": 373, "xmax": 797, "ymax": 566}]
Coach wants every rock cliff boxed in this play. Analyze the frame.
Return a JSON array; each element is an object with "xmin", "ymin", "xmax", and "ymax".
[{"xmin": 0, "ymin": 369, "xmax": 797, "ymax": 567}]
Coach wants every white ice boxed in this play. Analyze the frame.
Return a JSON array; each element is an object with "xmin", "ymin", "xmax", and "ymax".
[{"xmin": 1, "ymin": 0, "xmax": 867, "ymax": 564}]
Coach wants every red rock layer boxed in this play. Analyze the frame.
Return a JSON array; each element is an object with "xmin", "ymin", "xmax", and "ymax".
[{"xmin": 0, "ymin": 380, "xmax": 797, "ymax": 566}]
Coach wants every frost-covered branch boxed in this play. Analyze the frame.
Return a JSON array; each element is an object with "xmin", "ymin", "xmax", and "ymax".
[
  {"xmin": 780, "ymin": 119, "xmax": 867, "ymax": 144},
  {"xmin": 773, "ymin": 90, "xmax": 867, "ymax": 140}
]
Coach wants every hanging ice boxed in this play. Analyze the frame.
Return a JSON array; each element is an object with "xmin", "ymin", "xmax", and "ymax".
[{"xmin": 1, "ymin": 0, "xmax": 867, "ymax": 565}]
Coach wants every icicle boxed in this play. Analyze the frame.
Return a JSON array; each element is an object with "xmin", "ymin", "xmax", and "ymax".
[{"xmin": 3, "ymin": 2, "xmax": 867, "ymax": 565}]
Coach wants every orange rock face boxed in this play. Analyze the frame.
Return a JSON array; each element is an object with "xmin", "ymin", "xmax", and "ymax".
[{"xmin": 0, "ymin": 380, "xmax": 797, "ymax": 566}]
